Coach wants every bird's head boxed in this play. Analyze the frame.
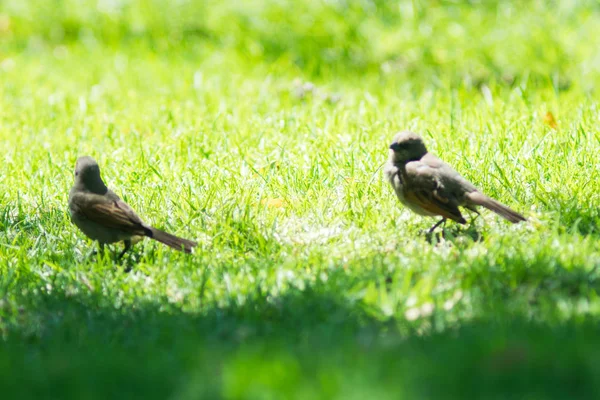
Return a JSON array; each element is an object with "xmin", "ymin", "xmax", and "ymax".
[
  {"xmin": 74, "ymin": 156, "xmax": 107, "ymax": 193},
  {"xmin": 388, "ymin": 131, "xmax": 428, "ymax": 164}
]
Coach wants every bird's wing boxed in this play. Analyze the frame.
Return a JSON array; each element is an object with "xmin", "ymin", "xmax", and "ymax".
[
  {"xmin": 421, "ymin": 153, "xmax": 477, "ymax": 192},
  {"xmin": 74, "ymin": 193, "xmax": 148, "ymax": 234},
  {"xmin": 404, "ymin": 160, "xmax": 466, "ymax": 223}
]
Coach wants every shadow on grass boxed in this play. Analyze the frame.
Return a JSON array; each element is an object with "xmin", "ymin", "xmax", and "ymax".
[
  {"xmin": 562, "ymin": 211, "xmax": 600, "ymax": 236},
  {"xmin": 542, "ymin": 192, "xmax": 600, "ymax": 236},
  {"xmin": 1, "ymin": 272, "xmax": 600, "ymax": 399},
  {"xmin": 425, "ymin": 221, "xmax": 483, "ymax": 244},
  {"xmin": 463, "ymin": 245, "xmax": 600, "ymax": 317}
]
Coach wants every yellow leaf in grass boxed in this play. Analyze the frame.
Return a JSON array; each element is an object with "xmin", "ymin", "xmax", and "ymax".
[
  {"xmin": 543, "ymin": 111, "xmax": 558, "ymax": 129},
  {"xmin": 261, "ymin": 198, "xmax": 286, "ymax": 208}
]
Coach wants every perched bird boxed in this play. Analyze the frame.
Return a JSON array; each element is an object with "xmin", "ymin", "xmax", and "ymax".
[
  {"xmin": 68, "ymin": 156, "xmax": 197, "ymax": 257},
  {"xmin": 384, "ymin": 131, "xmax": 525, "ymax": 233}
]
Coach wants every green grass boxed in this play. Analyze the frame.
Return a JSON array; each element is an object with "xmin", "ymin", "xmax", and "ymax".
[{"xmin": 2, "ymin": 0, "xmax": 600, "ymax": 398}]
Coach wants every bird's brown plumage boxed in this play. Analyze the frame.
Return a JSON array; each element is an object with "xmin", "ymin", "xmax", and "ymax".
[
  {"xmin": 68, "ymin": 156, "xmax": 197, "ymax": 256},
  {"xmin": 384, "ymin": 131, "xmax": 525, "ymax": 231}
]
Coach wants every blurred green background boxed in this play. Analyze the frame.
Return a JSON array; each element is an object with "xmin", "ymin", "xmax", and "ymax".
[
  {"xmin": 2, "ymin": 1, "xmax": 600, "ymax": 399},
  {"xmin": 2, "ymin": 0, "xmax": 599, "ymax": 83}
]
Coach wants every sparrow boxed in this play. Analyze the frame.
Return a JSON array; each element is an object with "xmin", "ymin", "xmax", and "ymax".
[
  {"xmin": 384, "ymin": 131, "xmax": 526, "ymax": 233},
  {"xmin": 68, "ymin": 156, "xmax": 197, "ymax": 258}
]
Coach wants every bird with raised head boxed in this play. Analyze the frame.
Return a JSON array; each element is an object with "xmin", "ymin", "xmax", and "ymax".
[
  {"xmin": 384, "ymin": 131, "xmax": 526, "ymax": 233},
  {"xmin": 68, "ymin": 156, "xmax": 197, "ymax": 258}
]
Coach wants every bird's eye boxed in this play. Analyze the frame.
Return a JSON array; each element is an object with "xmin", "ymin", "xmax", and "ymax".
[{"xmin": 75, "ymin": 172, "xmax": 79, "ymax": 176}]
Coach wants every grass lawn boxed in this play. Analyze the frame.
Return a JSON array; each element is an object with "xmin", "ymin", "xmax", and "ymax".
[{"xmin": 1, "ymin": 0, "xmax": 600, "ymax": 398}]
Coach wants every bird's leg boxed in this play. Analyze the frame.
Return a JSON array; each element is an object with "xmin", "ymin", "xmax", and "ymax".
[
  {"xmin": 88, "ymin": 242, "xmax": 105, "ymax": 258},
  {"xmin": 118, "ymin": 239, "xmax": 132, "ymax": 260},
  {"xmin": 468, "ymin": 208, "xmax": 481, "ymax": 224},
  {"xmin": 427, "ymin": 218, "xmax": 446, "ymax": 235}
]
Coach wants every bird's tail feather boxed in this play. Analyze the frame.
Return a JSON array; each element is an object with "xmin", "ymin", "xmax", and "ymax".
[
  {"xmin": 467, "ymin": 192, "xmax": 526, "ymax": 223},
  {"xmin": 148, "ymin": 227, "xmax": 197, "ymax": 253}
]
